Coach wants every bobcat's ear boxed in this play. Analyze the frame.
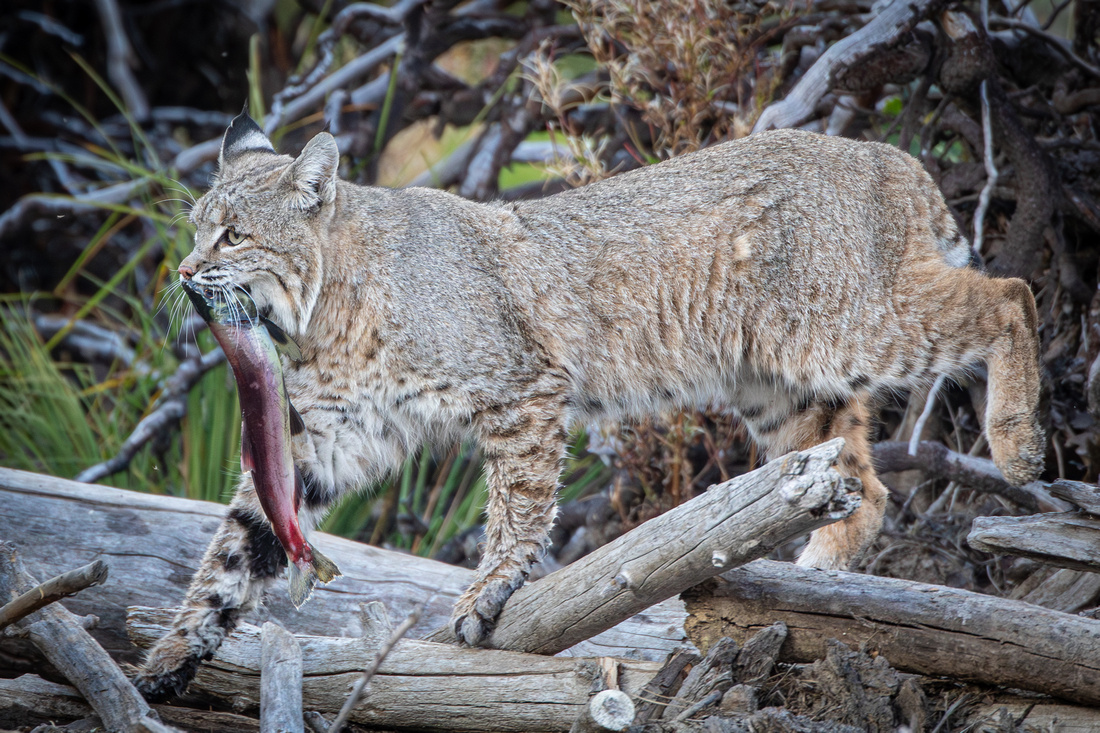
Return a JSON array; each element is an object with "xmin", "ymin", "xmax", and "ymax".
[
  {"xmin": 219, "ymin": 111, "xmax": 275, "ymax": 169},
  {"xmin": 282, "ymin": 132, "xmax": 339, "ymax": 210}
]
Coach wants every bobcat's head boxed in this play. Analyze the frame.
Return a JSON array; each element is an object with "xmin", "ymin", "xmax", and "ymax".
[{"xmin": 179, "ymin": 112, "xmax": 339, "ymax": 336}]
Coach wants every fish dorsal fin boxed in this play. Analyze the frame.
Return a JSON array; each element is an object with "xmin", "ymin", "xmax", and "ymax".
[
  {"xmin": 288, "ymin": 400, "xmax": 306, "ymax": 436},
  {"xmin": 262, "ymin": 316, "xmax": 302, "ymax": 361},
  {"xmin": 240, "ymin": 420, "xmax": 255, "ymax": 472}
]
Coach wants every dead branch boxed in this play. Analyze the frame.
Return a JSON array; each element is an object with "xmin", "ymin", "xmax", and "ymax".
[
  {"xmin": 0, "ymin": 559, "xmax": 107, "ymax": 632},
  {"xmin": 872, "ymin": 440, "xmax": 1069, "ymax": 511},
  {"xmin": 0, "ymin": 543, "xmax": 158, "ymax": 732},
  {"xmin": 684, "ymin": 559, "xmax": 1100, "ymax": 706},
  {"xmin": 74, "ymin": 347, "xmax": 225, "ymax": 483},
  {"xmin": 968, "ymin": 512, "xmax": 1100, "ymax": 572},
  {"xmin": 427, "ymin": 438, "xmax": 860, "ymax": 653},
  {"xmin": 754, "ymin": 0, "xmax": 943, "ymax": 131},
  {"xmin": 93, "ymin": 0, "xmax": 149, "ymax": 121},
  {"xmin": 328, "ymin": 602, "xmax": 425, "ymax": 733}
]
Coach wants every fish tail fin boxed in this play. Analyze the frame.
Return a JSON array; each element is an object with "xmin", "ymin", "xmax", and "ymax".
[{"xmin": 287, "ymin": 545, "xmax": 342, "ymax": 609}]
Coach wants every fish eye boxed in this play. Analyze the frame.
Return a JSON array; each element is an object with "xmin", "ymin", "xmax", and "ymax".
[{"xmin": 225, "ymin": 227, "xmax": 246, "ymax": 246}]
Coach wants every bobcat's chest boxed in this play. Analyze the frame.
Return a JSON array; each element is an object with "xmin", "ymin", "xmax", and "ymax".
[{"xmin": 283, "ymin": 357, "xmax": 475, "ymax": 493}]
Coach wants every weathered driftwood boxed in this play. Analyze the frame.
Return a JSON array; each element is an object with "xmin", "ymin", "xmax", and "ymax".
[
  {"xmin": 969, "ymin": 512, "xmax": 1100, "ymax": 573},
  {"xmin": 261, "ymin": 622, "xmax": 304, "ymax": 733},
  {"xmin": 128, "ymin": 607, "xmax": 661, "ymax": 733},
  {"xmin": 1010, "ymin": 567, "xmax": 1100, "ymax": 613},
  {"xmin": 0, "ymin": 558, "xmax": 107, "ymax": 631},
  {"xmin": 0, "ymin": 674, "xmax": 260, "ymax": 732},
  {"xmin": 0, "ymin": 465, "xmax": 689, "ymax": 666},
  {"xmin": 683, "ymin": 559, "xmax": 1100, "ymax": 706},
  {"xmin": 0, "ymin": 543, "xmax": 158, "ymax": 732},
  {"xmin": 429, "ymin": 438, "xmax": 860, "ymax": 653}
]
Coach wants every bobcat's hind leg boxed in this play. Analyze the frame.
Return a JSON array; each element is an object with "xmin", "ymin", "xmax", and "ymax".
[
  {"xmin": 132, "ymin": 476, "xmax": 288, "ymax": 701},
  {"xmin": 747, "ymin": 396, "xmax": 887, "ymax": 570},
  {"xmin": 982, "ymin": 277, "xmax": 1044, "ymax": 486},
  {"xmin": 452, "ymin": 394, "xmax": 568, "ymax": 646}
]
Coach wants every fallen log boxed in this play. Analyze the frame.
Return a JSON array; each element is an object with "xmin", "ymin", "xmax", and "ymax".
[
  {"xmin": 429, "ymin": 438, "xmax": 860, "ymax": 653},
  {"xmin": 127, "ymin": 607, "xmax": 661, "ymax": 733},
  {"xmin": 682, "ymin": 559, "xmax": 1100, "ymax": 706},
  {"xmin": 0, "ymin": 542, "xmax": 163, "ymax": 733},
  {"xmin": 0, "ymin": 674, "xmax": 261, "ymax": 732},
  {"xmin": 0, "ymin": 465, "xmax": 688, "ymax": 666},
  {"xmin": 968, "ymin": 513, "xmax": 1100, "ymax": 573}
]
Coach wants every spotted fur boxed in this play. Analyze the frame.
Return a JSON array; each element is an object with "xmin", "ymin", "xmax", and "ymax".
[{"xmin": 134, "ymin": 113, "xmax": 1044, "ymax": 699}]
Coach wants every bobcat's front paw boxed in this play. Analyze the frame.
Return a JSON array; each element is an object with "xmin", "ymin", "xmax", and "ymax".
[
  {"xmin": 451, "ymin": 574, "xmax": 525, "ymax": 646},
  {"xmin": 989, "ymin": 413, "xmax": 1045, "ymax": 487},
  {"xmin": 131, "ymin": 633, "xmax": 203, "ymax": 702}
]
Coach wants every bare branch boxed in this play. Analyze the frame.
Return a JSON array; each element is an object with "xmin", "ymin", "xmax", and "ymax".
[
  {"xmin": 93, "ymin": 0, "xmax": 149, "ymax": 120},
  {"xmin": 74, "ymin": 347, "xmax": 225, "ymax": 484},
  {"xmin": 0, "ymin": 559, "xmax": 108, "ymax": 631}
]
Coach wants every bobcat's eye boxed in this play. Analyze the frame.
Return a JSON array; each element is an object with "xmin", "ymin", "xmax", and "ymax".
[{"xmin": 225, "ymin": 228, "xmax": 246, "ymax": 246}]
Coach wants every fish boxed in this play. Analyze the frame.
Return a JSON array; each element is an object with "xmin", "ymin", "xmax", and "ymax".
[{"xmin": 181, "ymin": 280, "xmax": 340, "ymax": 607}]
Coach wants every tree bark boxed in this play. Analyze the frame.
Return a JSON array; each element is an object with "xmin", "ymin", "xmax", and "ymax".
[
  {"xmin": 127, "ymin": 607, "xmax": 661, "ymax": 733},
  {"xmin": 683, "ymin": 559, "xmax": 1100, "ymax": 706},
  {"xmin": 427, "ymin": 438, "xmax": 860, "ymax": 653}
]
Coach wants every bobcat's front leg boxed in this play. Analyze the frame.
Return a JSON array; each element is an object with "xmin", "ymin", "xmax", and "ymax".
[
  {"xmin": 453, "ymin": 395, "xmax": 568, "ymax": 646},
  {"xmin": 132, "ymin": 476, "xmax": 285, "ymax": 701}
]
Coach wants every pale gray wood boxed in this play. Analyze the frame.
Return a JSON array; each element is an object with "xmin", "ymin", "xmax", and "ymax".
[
  {"xmin": 430, "ymin": 439, "xmax": 859, "ymax": 654},
  {"xmin": 0, "ymin": 674, "xmax": 260, "ymax": 732},
  {"xmin": 0, "ymin": 466, "xmax": 689, "ymax": 665},
  {"xmin": 1049, "ymin": 479, "xmax": 1100, "ymax": 515},
  {"xmin": 0, "ymin": 543, "xmax": 155, "ymax": 733},
  {"xmin": 261, "ymin": 622, "xmax": 304, "ymax": 733},
  {"xmin": 0, "ymin": 559, "xmax": 107, "ymax": 631},
  {"xmin": 686, "ymin": 559, "xmax": 1100, "ymax": 706},
  {"xmin": 962, "ymin": 701, "xmax": 1100, "ymax": 732},
  {"xmin": 568, "ymin": 690, "xmax": 634, "ymax": 733},
  {"xmin": 968, "ymin": 512, "xmax": 1100, "ymax": 573},
  {"xmin": 128, "ymin": 607, "xmax": 661, "ymax": 733}
]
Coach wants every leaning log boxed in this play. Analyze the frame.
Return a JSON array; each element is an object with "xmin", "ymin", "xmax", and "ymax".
[
  {"xmin": 968, "ymin": 512, "xmax": 1100, "ymax": 573},
  {"xmin": 429, "ymin": 438, "xmax": 861, "ymax": 653},
  {"xmin": 128, "ymin": 607, "xmax": 661, "ymax": 733},
  {"xmin": 0, "ymin": 466, "xmax": 688, "ymax": 666},
  {"xmin": 683, "ymin": 559, "xmax": 1100, "ymax": 706}
]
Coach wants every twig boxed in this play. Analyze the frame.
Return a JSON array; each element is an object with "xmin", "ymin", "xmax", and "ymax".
[
  {"xmin": 0, "ymin": 560, "xmax": 108, "ymax": 631},
  {"xmin": 972, "ymin": 80, "xmax": 998, "ymax": 256},
  {"xmin": 327, "ymin": 600, "xmax": 429, "ymax": 733},
  {"xmin": 93, "ymin": 0, "xmax": 150, "ymax": 120},
  {"xmin": 908, "ymin": 374, "xmax": 947, "ymax": 457},
  {"xmin": 670, "ymin": 689, "xmax": 723, "ymax": 724},
  {"xmin": 74, "ymin": 347, "xmax": 225, "ymax": 483},
  {"xmin": 989, "ymin": 16, "xmax": 1100, "ymax": 79},
  {"xmin": 34, "ymin": 314, "xmax": 139, "ymax": 370}
]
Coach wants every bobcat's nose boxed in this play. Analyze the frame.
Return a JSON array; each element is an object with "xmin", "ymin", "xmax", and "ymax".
[{"xmin": 178, "ymin": 264, "xmax": 195, "ymax": 280}]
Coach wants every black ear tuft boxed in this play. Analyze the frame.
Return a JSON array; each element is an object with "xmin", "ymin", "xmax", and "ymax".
[{"xmin": 219, "ymin": 110, "xmax": 275, "ymax": 168}]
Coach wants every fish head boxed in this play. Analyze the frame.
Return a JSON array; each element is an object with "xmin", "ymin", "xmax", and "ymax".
[{"xmin": 181, "ymin": 281, "xmax": 259, "ymax": 326}]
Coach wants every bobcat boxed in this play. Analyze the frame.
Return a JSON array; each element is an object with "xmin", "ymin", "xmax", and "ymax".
[{"xmin": 133, "ymin": 112, "xmax": 1044, "ymax": 700}]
